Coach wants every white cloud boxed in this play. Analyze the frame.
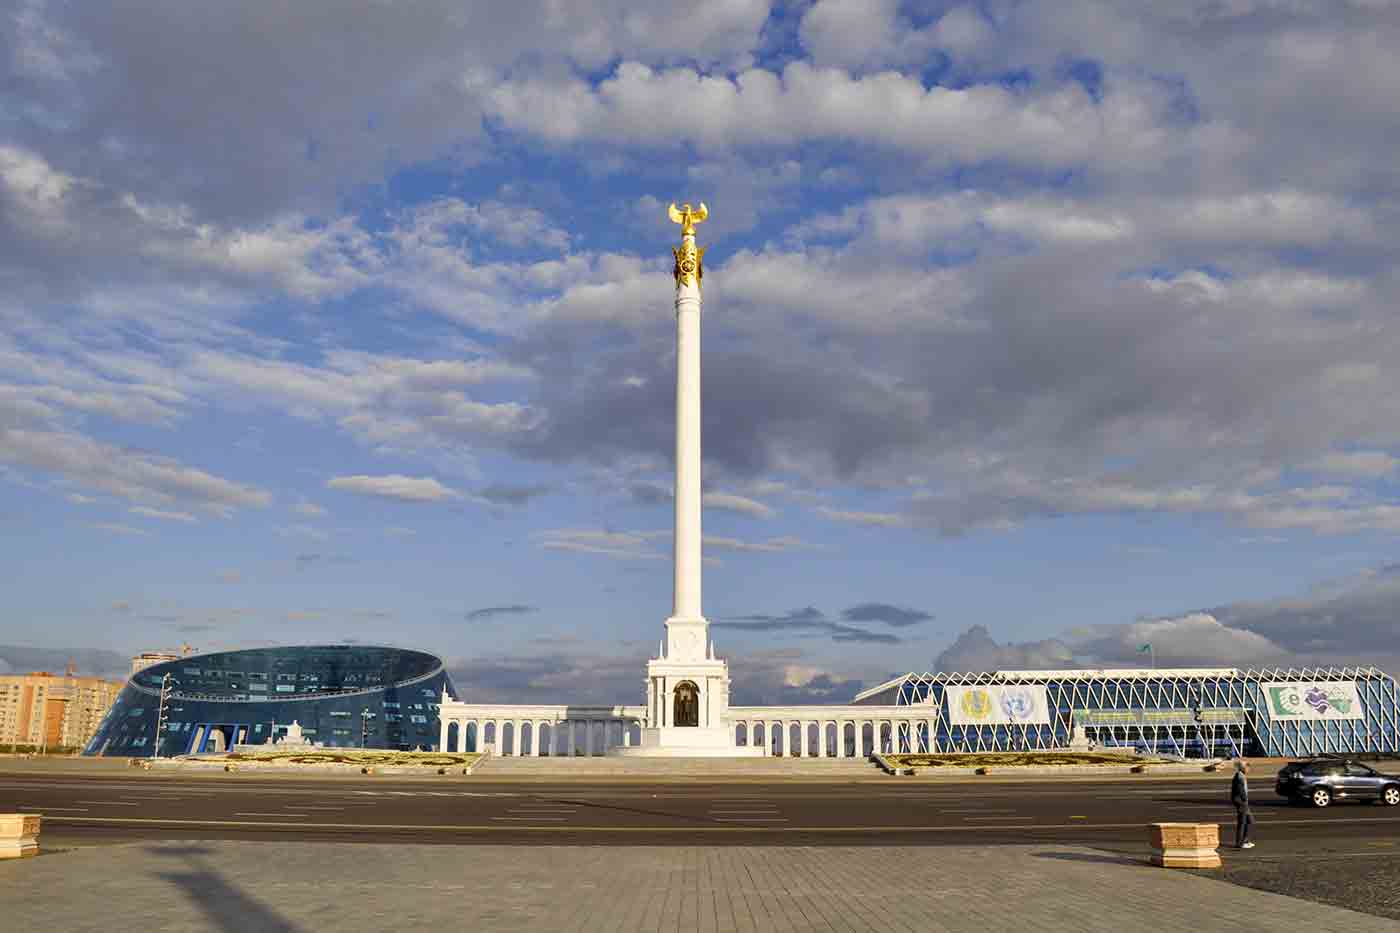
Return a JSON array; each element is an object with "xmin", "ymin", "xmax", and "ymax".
[
  {"xmin": 326, "ymin": 474, "xmax": 461, "ymax": 503},
  {"xmin": 1072, "ymin": 612, "xmax": 1291, "ymax": 668},
  {"xmin": 703, "ymin": 535, "xmax": 814, "ymax": 553},
  {"xmin": 1310, "ymin": 451, "xmax": 1399, "ymax": 478},
  {"xmin": 703, "ymin": 491, "xmax": 775, "ymax": 519},
  {"xmin": 487, "ymin": 62, "xmax": 1108, "ymax": 166},
  {"xmin": 89, "ymin": 522, "xmax": 148, "ymax": 536},
  {"xmin": 799, "ymin": 0, "xmax": 939, "ymax": 71},
  {"xmin": 0, "ymin": 426, "xmax": 270, "ymax": 515},
  {"xmin": 816, "ymin": 506, "xmax": 905, "ymax": 527},
  {"xmin": 293, "ymin": 501, "xmax": 327, "ymax": 517},
  {"xmin": 534, "ymin": 528, "xmax": 667, "ymax": 560},
  {"xmin": 130, "ymin": 506, "xmax": 197, "ymax": 523}
]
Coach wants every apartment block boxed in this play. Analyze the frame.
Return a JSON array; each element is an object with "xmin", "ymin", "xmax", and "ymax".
[{"xmin": 0, "ymin": 672, "xmax": 126, "ymax": 750}]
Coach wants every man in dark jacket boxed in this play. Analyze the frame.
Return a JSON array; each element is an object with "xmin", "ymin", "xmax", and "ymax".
[{"xmin": 1231, "ymin": 759, "xmax": 1255, "ymax": 849}]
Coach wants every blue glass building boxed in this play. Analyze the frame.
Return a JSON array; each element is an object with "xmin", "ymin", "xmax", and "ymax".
[
  {"xmin": 84, "ymin": 645, "xmax": 456, "ymax": 757},
  {"xmin": 852, "ymin": 667, "xmax": 1399, "ymax": 758}
]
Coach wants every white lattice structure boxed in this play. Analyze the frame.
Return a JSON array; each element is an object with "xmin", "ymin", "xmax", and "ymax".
[{"xmin": 853, "ymin": 667, "xmax": 1399, "ymax": 758}]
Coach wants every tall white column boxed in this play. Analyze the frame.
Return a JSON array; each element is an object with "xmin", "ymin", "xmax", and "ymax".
[{"xmin": 672, "ymin": 260, "xmax": 702, "ymax": 622}]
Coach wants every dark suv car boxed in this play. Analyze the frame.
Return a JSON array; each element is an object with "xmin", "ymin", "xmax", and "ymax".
[{"xmin": 1275, "ymin": 757, "xmax": 1400, "ymax": 808}]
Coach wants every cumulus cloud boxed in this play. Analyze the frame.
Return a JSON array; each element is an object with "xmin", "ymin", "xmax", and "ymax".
[
  {"xmin": 715, "ymin": 603, "xmax": 933, "ymax": 645},
  {"xmin": 932, "ymin": 625, "xmax": 1075, "ymax": 673},
  {"xmin": 0, "ymin": 645, "xmax": 130, "ymax": 681},
  {"xmin": 487, "ymin": 62, "xmax": 1108, "ymax": 167},
  {"xmin": 1068, "ymin": 613, "xmax": 1291, "ymax": 669},
  {"xmin": 445, "ymin": 645, "xmax": 868, "ymax": 706},
  {"xmin": 326, "ymin": 474, "xmax": 461, "ymax": 503},
  {"xmin": 932, "ymin": 561, "xmax": 1400, "ymax": 675}
]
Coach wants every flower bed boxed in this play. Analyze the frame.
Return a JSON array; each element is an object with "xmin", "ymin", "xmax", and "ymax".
[
  {"xmin": 195, "ymin": 750, "xmax": 483, "ymax": 767},
  {"xmin": 882, "ymin": 751, "xmax": 1174, "ymax": 769}
]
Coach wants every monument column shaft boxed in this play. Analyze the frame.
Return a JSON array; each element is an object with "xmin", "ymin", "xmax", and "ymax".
[{"xmin": 672, "ymin": 259, "xmax": 703, "ymax": 621}]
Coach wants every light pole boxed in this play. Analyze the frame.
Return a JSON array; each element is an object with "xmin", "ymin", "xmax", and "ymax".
[
  {"xmin": 361, "ymin": 708, "xmax": 372, "ymax": 749},
  {"xmin": 154, "ymin": 674, "xmax": 175, "ymax": 758}
]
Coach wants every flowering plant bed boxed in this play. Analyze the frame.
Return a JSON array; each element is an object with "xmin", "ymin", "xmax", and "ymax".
[
  {"xmin": 882, "ymin": 752, "xmax": 1174, "ymax": 769},
  {"xmin": 194, "ymin": 751, "xmax": 483, "ymax": 767}
]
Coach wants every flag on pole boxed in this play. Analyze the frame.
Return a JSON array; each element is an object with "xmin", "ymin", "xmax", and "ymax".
[{"xmin": 1137, "ymin": 643, "xmax": 1152, "ymax": 654}]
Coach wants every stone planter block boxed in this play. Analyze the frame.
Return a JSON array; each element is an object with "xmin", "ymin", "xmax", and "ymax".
[
  {"xmin": 0, "ymin": 813, "xmax": 40, "ymax": 859},
  {"xmin": 1148, "ymin": 822, "xmax": 1221, "ymax": 869}
]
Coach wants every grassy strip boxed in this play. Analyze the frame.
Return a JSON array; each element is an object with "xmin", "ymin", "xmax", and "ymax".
[{"xmin": 883, "ymin": 751, "xmax": 1175, "ymax": 768}]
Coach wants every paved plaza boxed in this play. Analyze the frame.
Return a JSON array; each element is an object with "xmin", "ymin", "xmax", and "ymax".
[{"xmin": 6, "ymin": 840, "xmax": 1397, "ymax": 932}]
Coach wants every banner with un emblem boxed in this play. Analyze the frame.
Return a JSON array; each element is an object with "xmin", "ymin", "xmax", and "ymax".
[{"xmin": 946, "ymin": 685, "xmax": 1051, "ymax": 725}]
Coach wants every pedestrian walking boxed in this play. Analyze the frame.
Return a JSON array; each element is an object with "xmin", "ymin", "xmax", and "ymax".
[{"xmin": 1231, "ymin": 759, "xmax": 1255, "ymax": 849}]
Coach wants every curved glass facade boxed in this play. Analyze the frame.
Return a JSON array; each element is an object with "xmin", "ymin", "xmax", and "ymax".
[
  {"xmin": 84, "ymin": 645, "xmax": 456, "ymax": 757},
  {"xmin": 852, "ymin": 667, "xmax": 1399, "ymax": 758}
]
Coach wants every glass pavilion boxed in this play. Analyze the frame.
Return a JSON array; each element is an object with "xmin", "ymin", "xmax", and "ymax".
[{"xmin": 84, "ymin": 645, "xmax": 456, "ymax": 757}]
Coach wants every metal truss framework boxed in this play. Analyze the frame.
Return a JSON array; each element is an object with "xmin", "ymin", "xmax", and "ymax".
[{"xmin": 863, "ymin": 667, "xmax": 1399, "ymax": 758}]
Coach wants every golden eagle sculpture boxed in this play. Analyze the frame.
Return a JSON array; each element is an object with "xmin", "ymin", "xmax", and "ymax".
[{"xmin": 668, "ymin": 201, "xmax": 708, "ymax": 236}]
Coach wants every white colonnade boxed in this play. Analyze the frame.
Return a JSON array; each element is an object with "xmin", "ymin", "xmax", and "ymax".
[
  {"xmin": 724, "ymin": 706, "xmax": 935, "ymax": 756},
  {"xmin": 438, "ymin": 699, "xmax": 933, "ymax": 758},
  {"xmin": 438, "ymin": 704, "xmax": 646, "ymax": 756}
]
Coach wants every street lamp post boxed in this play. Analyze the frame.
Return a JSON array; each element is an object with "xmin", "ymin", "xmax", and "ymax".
[
  {"xmin": 154, "ymin": 674, "xmax": 175, "ymax": 758},
  {"xmin": 361, "ymin": 708, "xmax": 371, "ymax": 749}
]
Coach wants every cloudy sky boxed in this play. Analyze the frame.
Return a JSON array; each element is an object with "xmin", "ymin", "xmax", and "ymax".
[{"xmin": 3, "ymin": 1, "xmax": 1399, "ymax": 701}]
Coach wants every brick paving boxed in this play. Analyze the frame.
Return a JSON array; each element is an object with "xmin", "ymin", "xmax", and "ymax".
[{"xmin": 5, "ymin": 841, "xmax": 1399, "ymax": 931}]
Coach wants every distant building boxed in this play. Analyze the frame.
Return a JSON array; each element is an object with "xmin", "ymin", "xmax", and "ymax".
[
  {"xmin": 130, "ymin": 651, "xmax": 183, "ymax": 677},
  {"xmin": 853, "ymin": 667, "xmax": 1400, "ymax": 758},
  {"xmin": 86, "ymin": 645, "xmax": 456, "ymax": 757},
  {"xmin": 0, "ymin": 672, "xmax": 125, "ymax": 751}
]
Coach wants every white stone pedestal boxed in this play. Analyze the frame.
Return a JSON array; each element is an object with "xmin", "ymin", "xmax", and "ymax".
[
  {"xmin": 608, "ymin": 628, "xmax": 763, "ymax": 758},
  {"xmin": 0, "ymin": 814, "xmax": 40, "ymax": 859}
]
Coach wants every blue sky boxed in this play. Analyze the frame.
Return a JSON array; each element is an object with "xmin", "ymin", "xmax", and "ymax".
[{"xmin": 3, "ymin": 1, "xmax": 1400, "ymax": 701}]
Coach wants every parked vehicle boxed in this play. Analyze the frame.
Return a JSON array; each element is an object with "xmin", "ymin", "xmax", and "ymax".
[{"xmin": 1275, "ymin": 758, "xmax": 1400, "ymax": 808}]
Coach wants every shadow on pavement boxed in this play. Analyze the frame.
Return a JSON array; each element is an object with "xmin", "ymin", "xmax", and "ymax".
[
  {"xmin": 1031, "ymin": 850, "xmax": 1145, "ymax": 866},
  {"xmin": 148, "ymin": 845, "xmax": 301, "ymax": 932}
]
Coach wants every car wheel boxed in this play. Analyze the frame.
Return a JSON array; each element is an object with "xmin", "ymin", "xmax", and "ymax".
[
  {"xmin": 1382, "ymin": 785, "xmax": 1400, "ymax": 807},
  {"xmin": 1311, "ymin": 787, "xmax": 1332, "ymax": 808}
]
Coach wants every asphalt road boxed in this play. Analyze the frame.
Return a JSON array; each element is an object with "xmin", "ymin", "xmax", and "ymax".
[
  {"xmin": 5, "ymin": 768, "xmax": 1399, "ymax": 851},
  {"xmin": 8, "ymin": 767, "xmax": 1400, "ymax": 921}
]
